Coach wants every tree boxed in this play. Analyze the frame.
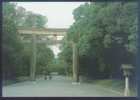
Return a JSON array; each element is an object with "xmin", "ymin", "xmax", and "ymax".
[
  {"xmin": 15, "ymin": 8, "xmax": 47, "ymax": 28},
  {"xmin": 36, "ymin": 43, "xmax": 54, "ymax": 75},
  {"xmin": 2, "ymin": 2, "xmax": 49, "ymax": 81},
  {"xmin": 60, "ymin": 2, "xmax": 137, "ymax": 80},
  {"xmin": 2, "ymin": 2, "xmax": 24, "ymax": 80}
]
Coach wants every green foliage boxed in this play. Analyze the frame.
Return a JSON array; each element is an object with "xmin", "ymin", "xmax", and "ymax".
[
  {"xmin": 3, "ymin": 2, "xmax": 16, "ymax": 20},
  {"xmin": 36, "ymin": 43, "xmax": 54, "ymax": 75},
  {"xmin": 59, "ymin": 39, "xmax": 73, "ymax": 75},
  {"xmin": 2, "ymin": 2, "xmax": 47, "ymax": 28},
  {"xmin": 2, "ymin": 2, "xmax": 24, "ymax": 80},
  {"xmin": 60, "ymin": 2, "xmax": 137, "ymax": 79},
  {"xmin": 21, "ymin": 11, "xmax": 47, "ymax": 28},
  {"xmin": 49, "ymin": 58, "xmax": 66, "ymax": 75},
  {"xmin": 2, "ymin": 2, "xmax": 49, "ymax": 81}
]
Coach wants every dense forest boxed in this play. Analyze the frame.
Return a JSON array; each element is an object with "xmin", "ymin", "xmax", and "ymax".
[
  {"xmin": 58, "ymin": 2, "xmax": 137, "ymax": 80},
  {"xmin": 2, "ymin": 2, "xmax": 54, "ymax": 81}
]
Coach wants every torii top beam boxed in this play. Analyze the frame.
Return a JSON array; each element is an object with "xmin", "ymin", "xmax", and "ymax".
[{"xmin": 17, "ymin": 27, "xmax": 68, "ymax": 36}]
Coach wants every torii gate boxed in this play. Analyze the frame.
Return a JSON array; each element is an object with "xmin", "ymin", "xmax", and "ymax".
[
  {"xmin": 18, "ymin": 27, "xmax": 67, "ymax": 80},
  {"xmin": 18, "ymin": 27, "xmax": 79, "ymax": 82},
  {"xmin": 18, "ymin": 27, "xmax": 67, "ymax": 44}
]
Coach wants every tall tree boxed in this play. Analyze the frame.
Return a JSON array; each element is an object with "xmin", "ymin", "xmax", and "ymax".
[
  {"xmin": 2, "ymin": 2, "xmax": 24, "ymax": 80},
  {"xmin": 60, "ymin": 2, "xmax": 137, "ymax": 79}
]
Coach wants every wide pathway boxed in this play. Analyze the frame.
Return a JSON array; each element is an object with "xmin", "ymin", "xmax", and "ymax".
[{"xmin": 2, "ymin": 76, "xmax": 124, "ymax": 97}]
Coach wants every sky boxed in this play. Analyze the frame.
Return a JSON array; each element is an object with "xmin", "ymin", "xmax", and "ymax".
[
  {"xmin": 16, "ymin": 2, "xmax": 86, "ymax": 57},
  {"xmin": 17, "ymin": 2, "xmax": 86, "ymax": 28}
]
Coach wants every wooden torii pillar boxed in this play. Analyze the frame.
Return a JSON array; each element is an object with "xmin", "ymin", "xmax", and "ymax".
[
  {"xmin": 30, "ymin": 33, "xmax": 37, "ymax": 81},
  {"xmin": 72, "ymin": 41, "xmax": 80, "ymax": 83}
]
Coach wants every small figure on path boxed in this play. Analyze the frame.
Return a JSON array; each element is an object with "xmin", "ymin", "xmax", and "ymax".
[
  {"xmin": 48, "ymin": 71, "xmax": 52, "ymax": 80},
  {"xmin": 43, "ymin": 70, "xmax": 48, "ymax": 80}
]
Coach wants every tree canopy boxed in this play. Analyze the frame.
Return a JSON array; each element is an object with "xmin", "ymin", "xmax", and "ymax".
[
  {"xmin": 59, "ymin": 2, "xmax": 137, "ymax": 79},
  {"xmin": 2, "ymin": 2, "xmax": 52, "ymax": 81}
]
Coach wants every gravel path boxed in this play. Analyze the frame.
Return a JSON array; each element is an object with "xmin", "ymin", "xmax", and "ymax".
[{"xmin": 2, "ymin": 76, "xmax": 123, "ymax": 97}]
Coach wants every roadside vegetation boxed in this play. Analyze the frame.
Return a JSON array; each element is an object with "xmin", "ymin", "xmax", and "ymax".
[
  {"xmin": 59, "ymin": 2, "xmax": 137, "ymax": 80},
  {"xmin": 58, "ymin": 2, "xmax": 137, "ymax": 94},
  {"xmin": 2, "ymin": 2, "xmax": 53, "ymax": 85},
  {"xmin": 92, "ymin": 79, "xmax": 136, "ymax": 96}
]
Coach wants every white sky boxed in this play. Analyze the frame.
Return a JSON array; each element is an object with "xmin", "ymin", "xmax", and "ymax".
[{"xmin": 16, "ymin": 2, "xmax": 86, "ymax": 28}]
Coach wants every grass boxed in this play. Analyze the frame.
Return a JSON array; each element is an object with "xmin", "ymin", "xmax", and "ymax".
[{"xmin": 92, "ymin": 79, "xmax": 124, "ymax": 92}]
